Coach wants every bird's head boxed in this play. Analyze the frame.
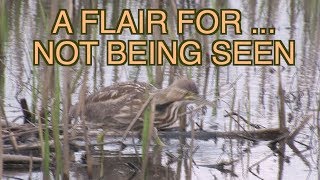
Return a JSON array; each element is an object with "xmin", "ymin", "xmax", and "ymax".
[
  {"xmin": 170, "ymin": 78, "xmax": 199, "ymax": 99},
  {"xmin": 155, "ymin": 78, "xmax": 199, "ymax": 105}
]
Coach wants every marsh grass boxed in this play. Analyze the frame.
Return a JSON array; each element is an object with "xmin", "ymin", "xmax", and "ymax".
[
  {"xmin": 141, "ymin": 103, "xmax": 151, "ymax": 179},
  {"xmin": 146, "ymin": 65, "xmax": 155, "ymax": 86},
  {"xmin": 97, "ymin": 132, "xmax": 105, "ymax": 179},
  {"xmin": 0, "ymin": 0, "xmax": 5, "ymax": 173},
  {"xmin": 80, "ymin": 67, "xmax": 93, "ymax": 178},
  {"xmin": 229, "ymin": 87, "xmax": 236, "ymax": 131},
  {"xmin": 52, "ymin": 65, "xmax": 62, "ymax": 179},
  {"xmin": 0, "ymin": 111, "xmax": 2, "ymax": 178},
  {"xmin": 245, "ymin": 68, "xmax": 251, "ymax": 130},
  {"xmin": 62, "ymin": 66, "xmax": 71, "ymax": 179},
  {"xmin": 141, "ymin": 99, "xmax": 156, "ymax": 179},
  {"xmin": 38, "ymin": 53, "xmax": 53, "ymax": 180},
  {"xmin": 317, "ymin": 89, "xmax": 320, "ymax": 179},
  {"xmin": 278, "ymin": 67, "xmax": 286, "ymax": 130},
  {"xmin": 42, "ymin": 108, "xmax": 51, "ymax": 179},
  {"xmin": 31, "ymin": 64, "xmax": 38, "ymax": 123},
  {"xmin": 0, "ymin": 0, "xmax": 7, "ymax": 103}
]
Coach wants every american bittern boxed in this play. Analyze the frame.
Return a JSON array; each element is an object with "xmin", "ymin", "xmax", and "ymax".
[{"xmin": 69, "ymin": 78, "xmax": 199, "ymax": 133}]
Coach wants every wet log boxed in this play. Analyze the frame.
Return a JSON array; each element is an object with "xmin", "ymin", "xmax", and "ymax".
[
  {"xmin": 3, "ymin": 154, "xmax": 42, "ymax": 163},
  {"xmin": 158, "ymin": 128, "xmax": 289, "ymax": 141},
  {"xmin": 77, "ymin": 128, "xmax": 289, "ymax": 142}
]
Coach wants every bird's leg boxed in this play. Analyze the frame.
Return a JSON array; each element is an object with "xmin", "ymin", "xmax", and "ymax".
[
  {"xmin": 97, "ymin": 130, "xmax": 105, "ymax": 178},
  {"xmin": 152, "ymin": 127, "xmax": 165, "ymax": 146},
  {"xmin": 122, "ymin": 94, "xmax": 155, "ymax": 141},
  {"xmin": 97, "ymin": 130, "xmax": 105, "ymax": 149}
]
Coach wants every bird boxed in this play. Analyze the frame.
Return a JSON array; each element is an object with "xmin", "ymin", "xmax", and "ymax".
[{"xmin": 69, "ymin": 78, "xmax": 199, "ymax": 134}]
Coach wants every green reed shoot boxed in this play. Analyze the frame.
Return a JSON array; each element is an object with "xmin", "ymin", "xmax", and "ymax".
[{"xmin": 52, "ymin": 65, "xmax": 62, "ymax": 179}]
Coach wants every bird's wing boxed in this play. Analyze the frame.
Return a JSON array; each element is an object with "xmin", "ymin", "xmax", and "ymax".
[{"xmin": 85, "ymin": 81, "xmax": 154, "ymax": 103}]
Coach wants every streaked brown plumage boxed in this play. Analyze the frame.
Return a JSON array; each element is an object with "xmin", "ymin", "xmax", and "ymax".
[{"xmin": 69, "ymin": 79, "xmax": 199, "ymax": 132}]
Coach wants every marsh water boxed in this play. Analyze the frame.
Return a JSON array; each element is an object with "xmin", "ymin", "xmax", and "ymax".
[{"xmin": 1, "ymin": 0, "xmax": 320, "ymax": 179}]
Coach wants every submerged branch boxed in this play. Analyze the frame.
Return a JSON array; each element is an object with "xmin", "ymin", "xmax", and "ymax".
[
  {"xmin": 158, "ymin": 128, "xmax": 287, "ymax": 141},
  {"xmin": 224, "ymin": 112, "xmax": 265, "ymax": 129}
]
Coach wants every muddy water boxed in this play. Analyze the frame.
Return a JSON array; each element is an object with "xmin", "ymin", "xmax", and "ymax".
[{"xmin": 1, "ymin": 0, "xmax": 320, "ymax": 179}]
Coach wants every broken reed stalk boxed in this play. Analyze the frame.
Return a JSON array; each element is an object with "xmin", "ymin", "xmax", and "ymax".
[
  {"xmin": 31, "ymin": 64, "xmax": 38, "ymax": 124},
  {"xmin": 288, "ymin": 115, "xmax": 312, "ymax": 140},
  {"xmin": 9, "ymin": 132, "xmax": 18, "ymax": 152},
  {"xmin": 122, "ymin": 94, "xmax": 154, "ymax": 140},
  {"xmin": 20, "ymin": 99, "xmax": 33, "ymax": 124},
  {"xmin": 224, "ymin": 112, "xmax": 263, "ymax": 129}
]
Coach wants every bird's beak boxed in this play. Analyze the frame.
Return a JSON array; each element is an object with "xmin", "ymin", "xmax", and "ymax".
[
  {"xmin": 183, "ymin": 93, "xmax": 214, "ymax": 107},
  {"xmin": 185, "ymin": 94, "xmax": 213, "ymax": 107},
  {"xmin": 184, "ymin": 94, "xmax": 203, "ymax": 105},
  {"xmin": 184, "ymin": 93, "xmax": 197, "ymax": 100}
]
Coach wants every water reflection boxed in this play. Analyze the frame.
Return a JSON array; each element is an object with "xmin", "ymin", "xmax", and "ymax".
[{"xmin": 71, "ymin": 151, "xmax": 176, "ymax": 180}]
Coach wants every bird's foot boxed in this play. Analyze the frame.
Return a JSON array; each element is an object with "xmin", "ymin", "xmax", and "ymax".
[
  {"xmin": 152, "ymin": 127, "xmax": 166, "ymax": 146},
  {"xmin": 97, "ymin": 131, "xmax": 105, "ymax": 144}
]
